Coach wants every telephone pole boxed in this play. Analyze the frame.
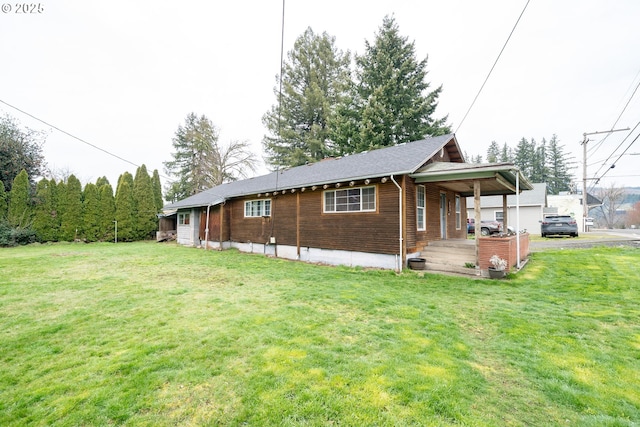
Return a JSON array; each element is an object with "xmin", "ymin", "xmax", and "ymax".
[{"xmin": 581, "ymin": 128, "xmax": 629, "ymax": 232}]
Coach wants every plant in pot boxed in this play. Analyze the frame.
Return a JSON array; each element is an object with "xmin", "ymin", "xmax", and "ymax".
[{"xmin": 488, "ymin": 254, "xmax": 507, "ymax": 278}]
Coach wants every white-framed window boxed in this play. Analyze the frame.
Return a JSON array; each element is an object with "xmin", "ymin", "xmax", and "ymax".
[
  {"xmin": 324, "ymin": 186, "xmax": 376, "ymax": 213},
  {"xmin": 178, "ymin": 213, "xmax": 190, "ymax": 225},
  {"xmin": 244, "ymin": 199, "xmax": 271, "ymax": 217},
  {"xmin": 455, "ymin": 195, "xmax": 461, "ymax": 229},
  {"xmin": 495, "ymin": 211, "xmax": 504, "ymax": 222},
  {"xmin": 417, "ymin": 185, "xmax": 426, "ymax": 230}
]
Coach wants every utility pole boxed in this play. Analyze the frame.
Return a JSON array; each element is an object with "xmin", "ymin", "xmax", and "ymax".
[{"xmin": 581, "ymin": 128, "xmax": 629, "ymax": 232}]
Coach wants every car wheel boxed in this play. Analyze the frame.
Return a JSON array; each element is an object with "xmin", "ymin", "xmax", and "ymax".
[
  {"xmin": 481, "ymin": 228, "xmax": 490, "ymax": 236},
  {"xmin": 541, "ymin": 233, "xmax": 545, "ymax": 238}
]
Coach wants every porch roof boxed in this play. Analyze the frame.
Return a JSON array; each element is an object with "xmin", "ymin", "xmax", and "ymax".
[{"xmin": 410, "ymin": 162, "xmax": 533, "ymax": 197}]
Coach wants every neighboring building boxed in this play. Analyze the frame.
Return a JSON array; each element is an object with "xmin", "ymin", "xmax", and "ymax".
[
  {"xmin": 547, "ymin": 191, "xmax": 602, "ymax": 230},
  {"xmin": 163, "ymin": 134, "xmax": 532, "ymax": 270},
  {"xmin": 466, "ymin": 183, "xmax": 547, "ymax": 235}
]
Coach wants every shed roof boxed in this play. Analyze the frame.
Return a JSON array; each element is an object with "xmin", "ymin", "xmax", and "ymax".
[{"xmin": 164, "ymin": 134, "xmax": 462, "ymax": 210}]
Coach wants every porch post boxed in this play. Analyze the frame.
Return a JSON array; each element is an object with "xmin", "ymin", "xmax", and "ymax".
[
  {"xmin": 502, "ymin": 194, "xmax": 508, "ymax": 232},
  {"xmin": 474, "ymin": 180, "xmax": 481, "ymax": 267}
]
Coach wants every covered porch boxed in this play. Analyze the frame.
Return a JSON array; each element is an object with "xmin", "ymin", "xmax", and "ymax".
[{"xmin": 410, "ymin": 162, "xmax": 534, "ymax": 275}]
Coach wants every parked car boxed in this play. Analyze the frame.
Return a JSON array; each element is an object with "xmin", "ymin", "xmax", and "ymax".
[
  {"xmin": 540, "ymin": 215, "xmax": 578, "ymax": 238},
  {"xmin": 467, "ymin": 218, "xmax": 503, "ymax": 236}
]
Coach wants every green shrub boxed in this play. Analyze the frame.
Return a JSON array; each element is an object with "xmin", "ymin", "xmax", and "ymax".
[{"xmin": 0, "ymin": 220, "xmax": 37, "ymax": 246}]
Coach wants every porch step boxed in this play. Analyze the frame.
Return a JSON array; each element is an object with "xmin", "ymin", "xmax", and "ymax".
[{"xmin": 418, "ymin": 240, "xmax": 479, "ymax": 277}]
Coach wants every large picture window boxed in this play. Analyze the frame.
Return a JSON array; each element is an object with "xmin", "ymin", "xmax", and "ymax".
[
  {"xmin": 244, "ymin": 199, "xmax": 271, "ymax": 217},
  {"xmin": 417, "ymin": 185, "xmax": 426, "ymax": 230},
  {"xmin": 324, "ymin": 186, "xmax": 376, "ymax": 213}
]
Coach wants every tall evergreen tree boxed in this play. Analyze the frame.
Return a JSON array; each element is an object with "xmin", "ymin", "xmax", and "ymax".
[
  {"xmin": 513, "ymin": 138, "xmax": 535, "ymax": 179},
  {"xmin": 95, "ymin": 176, "xmax": 110, "ymax": 187},
  {"xmin": 82, "ymin": 183, "xmax": 101, "ymax": 242},
  {"xmin": 500, "ymin": 142, "xmax": 512, "ymax": 162},
  {"xmin": 164, "ymin": 114, "xmax": 258, "ymax": 201},
  {"xmin": 353, "ymin": 15, "xmax": 449, "ymax": 151},
  {"xmin": 263, "ymin": 27, "xmax": 352, "ymax": 168},
  {"xmin": 0, "ymin": 181, "xmax": 7, "ymax": 220},
  {"xmin": 58, "ymin": 175, "xmax": 83, "ymax": 241},
  {"xmin": 546, "ymin": 134, "xmax": 574, "ymax": 194},
  {"xmin": 32, "ymin": 178, "xmax": 59, "ymax": 241},
  {"xmin": 486, "ymin": 141, "xmax": 500, "ymax": 163},
  {"xmin": 151, "ymin": 169, "xmax": 163, "ymax": 212},
  {"xmin": 115, "ymin": 177, "xmax": 135, "ymax": 241},
  {"xmin": 133, "ymin": 165, "xmax": 157, "ymax": 240},
  {"xmin": 530, "ymin": 138, "xmax": 549, "ymax": 184},
  {"xmin": 7, "ymin": 169, "xmax": 31, "ymax": 227},
  {"xmin": 98, "ymin": 183, "xmax": 116, "ymax": 241}
]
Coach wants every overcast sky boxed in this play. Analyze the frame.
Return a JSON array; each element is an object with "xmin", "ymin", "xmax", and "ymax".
[{"xmin": 2, "ymin": 0, "xmax": 640, "ymax": 193}]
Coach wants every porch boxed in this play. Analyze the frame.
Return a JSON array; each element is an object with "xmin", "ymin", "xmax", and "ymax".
[{"xmin": 417, "ymin": 233, "xmax": 530, "ymax": 278}]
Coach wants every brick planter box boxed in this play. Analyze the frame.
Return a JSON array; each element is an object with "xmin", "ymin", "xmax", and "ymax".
[{"xmin": 478, "ymin": 233, "xmax": 530, "ymax": 275}]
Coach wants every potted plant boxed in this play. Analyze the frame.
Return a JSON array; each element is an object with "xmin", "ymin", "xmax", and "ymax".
[{"xmin": 488, "ymin": 254, "xmax": 507, "ymax": 278}]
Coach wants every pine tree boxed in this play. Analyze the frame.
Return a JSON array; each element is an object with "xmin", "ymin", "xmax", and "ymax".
[
  {"xmin": 133, "ymin": 165, "xmax": 157, "ymax": 240},
  {"xmin": 7, "ymin": 169, "xmax": 31, "ymax": 227},
  {"xmin": 513, "ymin": 138, "xmax": 535, "ymax": 179},
  {"xmin": 0, "ymin": 181, "xmax": 7, "ymax": 219},
  {"xmin": 59, "ymin": 175, "xmax": 83, "ymax": 241},
  {"xmin": 546, "ymin": 134, "xmax": 574, "ymax": 194},
  {"xmin": 263, "ymin": 27, "xmax": 352, "ymax": 167},
  {"xmin": 486, "ymin": 141, "xmax": 500, "ymax": 163},
  {"xmin": 353, "ymin": 16, "xmax": 449, "ymax": 151},
  {"xmin": 115, "ymin": 177, "xmax": 135, "ymax": 241},
  {"xmin": 98, "ymin": 183, "xmax": 115, "ymax": 241},
  {"xmin": 32, "ymin": 178, "xmax": 59, "ymax": 241},
  {"xmin": 82, "ymin": 183, "xmax": 101, "ymax": 242},
  {"xmin": 164, "ymin": 114, "xmax": 257, "ymax": 201},
  {"xmin": 151, "ymin": 169, "xmax": 163, "ymax": 212},
  {"xmin": 500, "ymin": 143, "xmax": 512, "ymax": 162}
]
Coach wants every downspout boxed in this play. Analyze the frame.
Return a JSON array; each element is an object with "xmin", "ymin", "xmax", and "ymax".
[
  {"xmin": 515, "ymin": 170, "xmax": 521, "ymax": 269},
  {"xmin": 390, "ymin": 175, "xmax": 403, "ymax": 272},
  {"xmin": 204, "ymin": 203, "xmax": 211, "ymax": 250},
  {"xmin": 220, "ymin": 199, "xmax": 226, "ymax": 250}
]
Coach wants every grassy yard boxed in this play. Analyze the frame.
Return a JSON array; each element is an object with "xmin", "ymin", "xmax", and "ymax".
[{"xmin": 1, "ymin": 242, "xmax": 638, "ymax": 426}]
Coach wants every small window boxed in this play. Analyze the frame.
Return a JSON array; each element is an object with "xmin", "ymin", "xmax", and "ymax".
[
  {"xmin": 324, "ymin": 186, "xmax": 376, "ymax": 213},
  {"xmin": 178, "ymin": 213, "xmax": 190, "ymax": 225},
  {"xmin": 495, "ymin": 211, "xmax": 504, "ymax": 222},
  {"xmin": 244, "ymin": 199, "xmax": 271, "ymax": 217},
  {"xmin": 455, "ymin": 195, "xmax": 461, "ymax": 230},
  {"xmin": 417, "ymin": 185, "xmax": 426, "ymax": 230}
]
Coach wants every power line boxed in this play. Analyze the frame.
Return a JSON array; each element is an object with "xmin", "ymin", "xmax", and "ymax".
[
  {"xmin": 589, "ymin": 120, "xmax": 640, "ymax": 188},
  {"xmin": 0, "ymin": 98, "xmax": 174, "ymax": 183},
  {"xmin": 455, "ymin": 0, "xmax": 531, "ymax": 133},
  {"xmin": 588, "ymin": 69, "xmax": 640, "ymax": 158}
]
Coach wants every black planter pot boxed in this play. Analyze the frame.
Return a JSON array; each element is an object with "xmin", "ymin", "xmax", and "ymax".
[
  {"xmin": 408, "ymin": 258, "xmax": 426, "ymax": 270},
  {"xmin": 488, "ymin": 267, "xmax": 506, "ymax": 279}
]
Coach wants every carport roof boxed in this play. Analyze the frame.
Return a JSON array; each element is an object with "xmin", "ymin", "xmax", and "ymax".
[{"xmin": 410, "ymin": 162, "xmax": 533, "ymax": 197}]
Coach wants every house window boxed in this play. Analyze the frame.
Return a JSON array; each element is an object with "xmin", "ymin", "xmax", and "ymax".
[
  {"xmin": 455, "ymin": 195, "xmax": 461, "ymax": 230},
  {"xmin": 324, "ymin": 186, "xmax": 376, "ymax": 213},
  {"xmin": 417, "ymin": 185, "xmax": 426, "ymax": 230},
  {"xmin": 244, "ymin": 199, "xmax": 271, "ymax": 217},
  {"xmin": 178, "ymin": 213, "xmax": 190, "ymax": 225},
  {"xmin": 495, "ymin": 211, "xmax": 504, "ymax": 222}
]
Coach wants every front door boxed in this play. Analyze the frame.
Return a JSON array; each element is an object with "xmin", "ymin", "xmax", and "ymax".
[{"xmin": 440, "ymin": 193, "xmax": 447, "ymax": 239}]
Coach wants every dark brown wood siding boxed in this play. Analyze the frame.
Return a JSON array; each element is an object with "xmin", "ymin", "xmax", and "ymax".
[{"xmin": 220, "ymin": 177, "xmax": 467, "ymax": 255}]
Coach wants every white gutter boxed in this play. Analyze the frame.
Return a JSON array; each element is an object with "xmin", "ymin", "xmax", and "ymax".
[
  {"xmin": 204, "ymin": 203, "xmax": 211, "ymax": 250},
  {"xmin": 390, "ymin": 175, "xmax": 403, "ymax": 272},
  {"xmin": 515, "ymin": 170, "xmax": 521, "ymax": 269}
]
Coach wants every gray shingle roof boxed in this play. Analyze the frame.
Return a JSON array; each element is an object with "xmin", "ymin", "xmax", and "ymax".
[{"xmin": 165, "ymin": 134, "xmax": 457, "ymax": 210}]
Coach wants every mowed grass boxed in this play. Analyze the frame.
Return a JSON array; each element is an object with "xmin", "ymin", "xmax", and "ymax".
[{"xmin": 0, "ymin": 242, "xmax": 638, "ymax": 426}]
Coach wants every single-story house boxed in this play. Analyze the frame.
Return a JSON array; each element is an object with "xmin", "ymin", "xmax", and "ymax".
[
  {"xmin": 466, "ymin": 182, "xmax": 547, "ymax": 235},
  {"xmin": 163, "ymin": 134, "xmax": 532, "ymax": 270}
]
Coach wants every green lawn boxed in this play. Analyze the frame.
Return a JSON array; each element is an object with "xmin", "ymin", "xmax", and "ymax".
[{"xmin": 1, "ymin": 242, "xmax": 638, "ymax": 426}]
